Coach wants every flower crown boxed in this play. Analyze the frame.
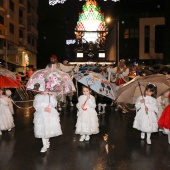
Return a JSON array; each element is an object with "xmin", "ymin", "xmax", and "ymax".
[{"xmin": 148, "ymin": 83, "xmax": 156, "ymax": 87}]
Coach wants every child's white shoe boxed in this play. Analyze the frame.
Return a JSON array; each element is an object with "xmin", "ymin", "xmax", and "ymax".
[
  {"xmin": 62, "ymin": 103, "xmax": 66, "ymax": 107},
  {"xmin": 168, "ymin": 135, "xmax": 170, "ymax": 144},
  {"xmin": 159, "ymin": 128, "xmax": 163, "ymax": 132},
  {"xmin": 40, "ymin": 146, "xmax": 47, "ymax": 153},
  {"xmin": 8, "ymin": 129, "xmax": 11, "ymax": 132},
  {"xmin": 100, "ymin": 111, "xmax": 105, "ymax": 115},
  {"xmin": 147, "ymin": 138, "xmax": 151, "ymax": 145},
  {"xmin": 70, "ymin": 102, "xmax": 74, "ymax": 107},
  {"xmin": 85, "ymin": 135, "xmax": 90, "ymax": 141},
  {"xmin": 79, "ymin": 135, "xmax": 85, "ymax": 142},
  {"xmin": 141, "ymin": 132, "xmax": 145, "ymax": 139},
  {"xmin": 46, "ymin": 140, "xmax": 50, "ymax": 149},
  {"xmin": 58, "ymin": 106, "xmax": 62, "ymax": 111}
]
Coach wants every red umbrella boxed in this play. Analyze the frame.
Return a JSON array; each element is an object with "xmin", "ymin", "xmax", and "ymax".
[
  {"xmin": 0, "ymin": 75, "xmax": 21, "ymax": 88},
  {"xmin": 0, "ymin": 68, "xmax": 16, "ymax": 79}
]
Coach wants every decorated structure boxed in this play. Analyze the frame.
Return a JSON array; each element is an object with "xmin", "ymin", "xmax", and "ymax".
[{"xmin": 74, "ymin": 0, "xmax": 108, "ymax": 61}]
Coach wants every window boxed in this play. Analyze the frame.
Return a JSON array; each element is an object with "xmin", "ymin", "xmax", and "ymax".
[
  {"xmin": 9, "ymin": 0, "xmax": 14, "ymax": 11},
  {"xmin": 0, "ymin": 15, "xmax": 4, "ymax": 24},
  {"xmin": 130, "ymin": 29, "xmax": 139, "ymax": 38},
  {"xmin": 155, "ymin": 25, "xmax": 164, "ymax": 53},
  {"xmin": 32, "ymin": 38, "xmax": 35, "ymax": 46},
  {"xmin": 19, "ymin": 29, "xmax": 23, "ymax": 38},
  {"xmin": 0, "ymin": 0, "xmax": 4, "ymax": 7},
  {"xmin": 27, "ymin": 36, "xmax": 31, "ymax": 44},
  {"xmin": 19, "ymin": 9, "xmax": 23, "ymax": 17},
  {"xmin": 144, "ymin": 25, "xmax": 150, "ymax": 53},
  {"xmin": 124, "ymin": 29, "xmax": 129, "ymax": 39},
  {"xmin": 9, "ymin": 23, "xmax": 14, "ymax": 34}
]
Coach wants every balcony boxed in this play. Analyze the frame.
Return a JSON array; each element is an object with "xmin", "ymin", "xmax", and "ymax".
[
  {"xmin": 27, "ymin": 44, "xmax": 36, "ymax": 53},
  {"xmin": 27, "ymin": 25, "xmax": 38, "ymax": 38},
  {"xmin": 27, "ymin": 7, "xmax": 38, "ymax": 22},
  {"xmin": 19, "ymin": 38, "xmax": 26, "ymax": 47},
  {"xmin": 0, "ymin": 30, "xmax": 6, "ymax": 39},
  {"xmin": 0, "ymin": 0, "xmax": 6, "ymax": 14},
  {"xmin": 19, "ymin": 17, "xmax": 26, "ymax": 28},
  {"xmin": 19, "ymin": 0, "xmax": 25, "ymax": 9},
  {"xmin": 0, "ymin": 49, "xmax": 17, "ymax": 55}
]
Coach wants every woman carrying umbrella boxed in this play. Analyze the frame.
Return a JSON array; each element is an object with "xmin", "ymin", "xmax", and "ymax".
[{"xmin": 107, "ymin": 59, "xmax": 129, "ymax": 113}]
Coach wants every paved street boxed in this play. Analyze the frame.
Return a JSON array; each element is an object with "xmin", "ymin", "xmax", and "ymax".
[{"xmin": 1, "ymin": 102, "xmax": 170, "ymax": 170}]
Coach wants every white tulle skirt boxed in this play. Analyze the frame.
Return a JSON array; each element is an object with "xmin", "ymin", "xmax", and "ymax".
[
  {"xmin": 33, "ymin": 108, "xmax": 62, "ymax": 138},
  {"xmin": 133, "ymin": 108, "xmax": 158, "ymax": 133},
  {"xmin": 0, "ymin": 105, "xmax": 15, "ymax": 130},
  {"xmin": 75, "ymin": 108, "xmax": 99, "ymax": 135}
]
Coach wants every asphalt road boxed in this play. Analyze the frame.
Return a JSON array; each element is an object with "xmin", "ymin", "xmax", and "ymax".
[{"xmin": 0, "ymin": 102, "xmax": 170, "ymax": 170}]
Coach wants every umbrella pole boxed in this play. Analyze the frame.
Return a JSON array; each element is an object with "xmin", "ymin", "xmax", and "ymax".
[
  {"xmin": 138, "ymin": 81, "xmax": 151, "ymax": 125},
  {"xmin": 76, "ymin": 80, "xmax": 78, "ymax": 98}
]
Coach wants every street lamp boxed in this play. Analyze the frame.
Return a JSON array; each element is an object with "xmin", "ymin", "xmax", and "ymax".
[{"xmin": 105, "ymin": 17, "xmax": 119, "ymax": 63}]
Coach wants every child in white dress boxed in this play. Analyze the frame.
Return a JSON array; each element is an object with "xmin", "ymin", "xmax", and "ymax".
[
  {"xmin": 5, "ymin": 89, "xmax": 14, "ymax": 115},
  {"xmin": 75, "ymin": 86, "xmax": 99, "ymax": 141},
  {"xmin": 133, "ymin": 84, "xmax": 158, "ymax": 145},
  {"xmin": 33, "ymin": 92, "xmax": 62, "ymax": 152},
  {"xmin": 0, "ymin": 88, "xmax": 15, "ymax": 135}
]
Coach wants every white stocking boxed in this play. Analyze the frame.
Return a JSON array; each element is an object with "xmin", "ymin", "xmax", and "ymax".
[
  {"xmin": 98, "ymin": 103, "xmax": 101, "ymax": 111},
  {"xmin": 147, "ymin": 132, "xmax": 151, "ymax": 140}
]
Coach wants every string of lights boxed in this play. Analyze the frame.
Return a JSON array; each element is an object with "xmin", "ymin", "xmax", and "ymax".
[{"xmin": 49, "ymin": 0, "xmax": 120, "ymax": 6}]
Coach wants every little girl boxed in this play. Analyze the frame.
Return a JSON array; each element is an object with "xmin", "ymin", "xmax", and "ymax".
[
  {"xmin": 33, "ymin": 92, "xmax": 62, "ymax": 152},
  {"xmin": 158, "ymin": 92, "xmax": 170, "ymax": 144},
  {"xmin": 133, "ymin": 84, "xmax": 158, "ymax": 145},
  {"xmin": 75, "ymin": 86, "xmax": 99, "ymax": 141},
  {"xmin": 5, "ymin": 89, "xmax": 14, "ymax": 115},
  {"xmin": 0, "ymin": 88, "xmax": 15, "ymax": 135}
]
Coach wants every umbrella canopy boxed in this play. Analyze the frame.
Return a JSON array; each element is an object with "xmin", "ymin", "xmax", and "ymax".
[
  {"xmin": 79, "ymin": 65, "xmax": 102, "ymax": 73},
  {"xmin": 26, "ymin": 67, "xmax": 76, "ymax": 95},
  {"xmin": 74, "ymin": 70, "xmax": 116, "ymax": 100},
  {"xmin": 0, "ymin": 75, "xmax": 21, "ymax": 88},
  {"xmin": 116, "ymin": 74, "xmax": 170, "ymax": 104},
  {"xmin": 0, "ymin": 68, "xmax": 16, "ymax": 79}
]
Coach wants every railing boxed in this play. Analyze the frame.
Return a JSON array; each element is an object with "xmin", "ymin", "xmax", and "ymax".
[{"xmin": 27, "ymin": 25, "xmax": 38, "ymax": 37}]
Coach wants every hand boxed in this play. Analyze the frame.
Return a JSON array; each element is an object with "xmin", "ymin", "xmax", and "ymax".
[
  {"xmin": 140, "ymin": 99, "xmax": 145, "ymax": 103},
  {"xmin": 117, "ymin": 70, "xmax": 122, "ymax": 74},
  {"xmin": 81, "ymin": 104, "xmax": 85, "ymax": 109},
  {"xmin": 161, "ymin": 102, "xmax": 164, "ymax": 106},
  {"xmin": 87, "ymin": 95, "xmax": 90, "ymax": 99},
  {"xmin": 145, "ymin": 106, "xmax": 148, "ymax": 112},
  {"xmin": 44, "ymin": 106, "xmax": 51, "ymax": 113},
  {"xmin": 161, "ymin": 96, "xmax": 165, "ymax": 100}
]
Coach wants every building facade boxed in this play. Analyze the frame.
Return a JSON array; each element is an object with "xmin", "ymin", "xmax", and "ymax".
[
  {"xmin": 0, "ymin": 0, "xmax": 38, "ymax": 71},
  {"xmin": 104, "ymin": 0, "xmax": 170, "ymax": 65}
]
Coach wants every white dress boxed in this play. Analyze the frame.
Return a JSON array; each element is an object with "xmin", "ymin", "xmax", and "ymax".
[
  {"xmin": 0, "ymin": 95, "xmax": 15, "ymax": 130},
  {"xmin": 133, "ymin": 95, "xmax": 158, "ymax": 133},
  {"xmin": 33, "ymin": 94, "xmax": 62, "ymax": 139},
  {"xmin": 157, "ymin": 96, "xmax": 165, "ymax": 118},
  {"xmin": 75, "ymin": 95, "xmax": 99, "ymax": 135}
]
